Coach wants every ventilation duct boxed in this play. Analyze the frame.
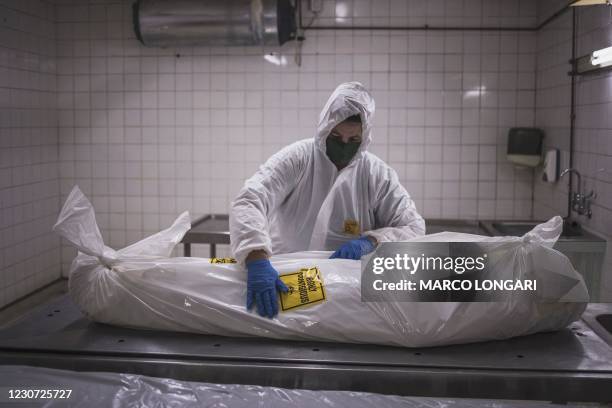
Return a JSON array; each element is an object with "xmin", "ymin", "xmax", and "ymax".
[{"xmin": 133, "ymin": 0, "xmax": 297, "ymax": 47}]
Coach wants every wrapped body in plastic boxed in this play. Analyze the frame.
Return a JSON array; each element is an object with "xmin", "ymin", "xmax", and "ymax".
[
  {"xmin": 54, "ymin": 186, "xmax": 588, "ymax": 348},
  {"xmin": 2, "ymin": 365, "xmax": 598, "ymax": 408}
]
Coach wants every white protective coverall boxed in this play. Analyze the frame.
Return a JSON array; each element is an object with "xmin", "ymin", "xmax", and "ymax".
[{"xmin": 230, "ymin": 82, "xmax": 425, "ymax": 264}]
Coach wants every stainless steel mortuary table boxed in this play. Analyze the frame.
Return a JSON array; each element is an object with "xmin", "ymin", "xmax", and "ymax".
[
  {"xmin": 181, "ymin": 214, "xmax": 230, "ymax": 257},
  {"xmin": 0, "ymin": 295, "xmax": 611, "ymax": 403}
]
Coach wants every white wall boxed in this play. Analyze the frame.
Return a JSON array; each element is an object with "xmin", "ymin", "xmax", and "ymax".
[
  {"xmin": 54, "ymin": 0, "xmax": 538, "ymax": 269},
  {"xmin": 0, "ymin": 0, "xmax": 60, "ymax": 308},
  {"xmin": 535, "ymin": 0, "xmax": 612, "ymax": 301},
  {"xmin": 14, "ymin": 0, "xmax": 607, "ymax": 305}
]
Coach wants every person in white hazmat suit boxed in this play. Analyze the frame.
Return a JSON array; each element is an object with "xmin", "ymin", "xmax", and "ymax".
[{"xmin": 230, "ymin": 82, "xmax": 426, "ymax": 318}]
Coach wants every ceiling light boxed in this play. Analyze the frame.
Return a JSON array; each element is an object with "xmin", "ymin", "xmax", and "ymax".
[
  {"xmin": 572, "ymin": 45, "xmax": 612, "ymax": 75},
  {"xmin": 591, "ymin": 46, "xmax": 612, "ymax": 67}
]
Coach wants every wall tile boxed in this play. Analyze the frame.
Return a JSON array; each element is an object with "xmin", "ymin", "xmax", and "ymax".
[
  {"xmin": 535, "ymin": 4, "xmax": 612, "ymax": 301},
  {"xmin": 0, "ymin": 0, "xmax": 60, "ymax": 309}
]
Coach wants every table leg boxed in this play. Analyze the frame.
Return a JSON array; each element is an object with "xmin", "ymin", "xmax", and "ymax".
[
  {"xmin": 184, "ymin": 243, "xmax": 191, "ymax": 257},
  {"xmin": 210, "ymin": 244, "xmax": 216, "ymax": 258}
]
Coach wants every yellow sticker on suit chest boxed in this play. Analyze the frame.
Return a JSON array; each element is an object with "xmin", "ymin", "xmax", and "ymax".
[{"xmin": 343, "ymin": 219, "xmax": 360, "ymax": 235}]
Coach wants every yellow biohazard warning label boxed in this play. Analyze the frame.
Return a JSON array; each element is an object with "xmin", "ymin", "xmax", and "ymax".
[
  {"xmin": 344, "ymin": 219, "xmax": 360, "ymax": 235},
  {"xmin": 279, "ymin": 267, "xmax": 326, "ymax": 311},
  {"xmin": 209, "ymin": 257, "xmax": 237, "ymax": 264}
]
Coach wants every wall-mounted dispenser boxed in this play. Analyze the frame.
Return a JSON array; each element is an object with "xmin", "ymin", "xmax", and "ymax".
[
  {"xmin": 506, "ymin": 127, "xmax": 544, "ymax": 168},
  {"xmin": 133, "ymin": 0, "xmax": 297, "ymax": 48}
]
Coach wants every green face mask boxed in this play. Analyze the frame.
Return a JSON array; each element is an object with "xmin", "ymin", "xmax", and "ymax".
[{"xmin": 326, "ymin": 137, "xmax": 361, "ymax": 168}]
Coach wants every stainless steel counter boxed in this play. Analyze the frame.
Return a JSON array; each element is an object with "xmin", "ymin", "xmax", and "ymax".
[
  {"xmin": 181, "ymin": 214, "xmax": 230, "ymax": 257},
  {"xmin": 480, "ymin": 220, "xmax": 606, "ymax": 245},
  {"xmin": 425, "ymin": 219, "xmax": 486, "ymax": 235}
]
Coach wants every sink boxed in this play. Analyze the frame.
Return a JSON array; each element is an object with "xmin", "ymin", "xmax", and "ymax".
[
  {"xmin": 490, "ymin": 222, "xmax": 539, "ymax": 236},
  {"xmin": 480, "ymin": 220, "xmax": 604, "ymax": 241},
  {"xmin": 490, "ymin": 221, "xmax": 584, "ymax": 238},
  {"xmin": 582, "ymin": 304, "xmax": 612, "ymax": 347}
]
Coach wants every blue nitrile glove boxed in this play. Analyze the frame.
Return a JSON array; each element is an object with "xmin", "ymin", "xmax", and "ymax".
[
  {"xmin": 329, "ymin": 236, "xmax": 376, "ymax": 260},
  {"xmin": 246, "ymin": 259, "xmax": 289, "ymax": 318}
]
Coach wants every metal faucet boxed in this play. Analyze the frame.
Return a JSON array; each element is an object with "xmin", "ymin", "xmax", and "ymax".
[{"xmin": 560, "ymin": 168, "xmax": 595, "ymax": 218}]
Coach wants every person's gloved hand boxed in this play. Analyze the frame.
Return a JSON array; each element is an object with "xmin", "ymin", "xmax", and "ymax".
[
  {"xmin": 329, "ymin": 236, "xmax": 376, "ymax": 260},
  {"xmin": 246, "ymin": 259, "xmax": 288, "ymax": 318}
]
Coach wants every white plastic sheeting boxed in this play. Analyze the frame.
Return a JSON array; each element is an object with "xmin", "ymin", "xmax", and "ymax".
[
  {"xmin": 53, "ymin": 186, "xmax": 588, "ymax": 348},
  {"xmin": 0, "ymin": 365, "xmax": 597, "ymax": 408}
]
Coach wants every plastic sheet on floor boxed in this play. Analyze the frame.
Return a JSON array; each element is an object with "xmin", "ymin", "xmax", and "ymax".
[{"xmin": 0, "ymin": 365, "xmax": 599, "ymax": 408}]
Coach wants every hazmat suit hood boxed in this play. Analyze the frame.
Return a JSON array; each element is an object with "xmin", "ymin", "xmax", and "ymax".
[
  {"xmin": 315, "ymin": 82, "xmax": 375, "ymax": 164},
  {"xmin": 230, "ymin": 82, "xmax": 425, "ymax": 265}
]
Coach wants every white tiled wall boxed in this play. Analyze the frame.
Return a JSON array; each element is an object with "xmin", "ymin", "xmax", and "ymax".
[
  {"xmin": 534, "ymin": 0, "xmax": 572, "ymax": 219},
  {"xmin": 303, "ymin": 0, "xmax": 537, "ymax": 28},
  {"xmin": 535, "ymin": 0, "xmax": 612, "ymax": 301},
  {"xmin": 54, "ymin": 0, "xmax": 538, "ymax": 270},
  {"xmin": 3, "ymin": 0, "xmax": 607, "ymax": 304},
  {"xmin": 0, "ymin": 0, "xmax": 60, "ymax": 308},
  {"xmin": 6, "ymin": 0, "xmax": 611, "ymax": 308}
]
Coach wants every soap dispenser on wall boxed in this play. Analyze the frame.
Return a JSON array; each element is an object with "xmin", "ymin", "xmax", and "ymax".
[{"xmin": 542, "ymin": 149, "xmax": 560, "ymax": 183}]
